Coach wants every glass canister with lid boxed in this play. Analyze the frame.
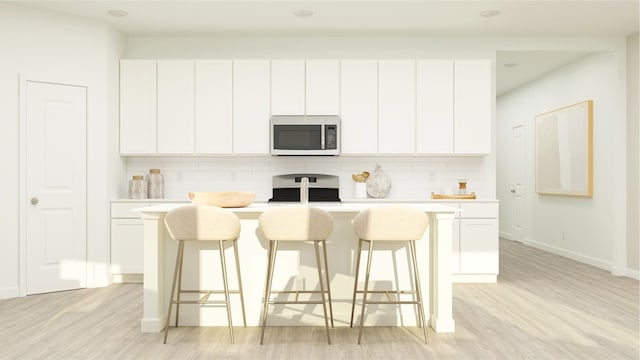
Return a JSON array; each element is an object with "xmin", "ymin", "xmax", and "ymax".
[
  {"xmin": 128, "ymin": 175, "xmax": 147, "ymax": 199},
  {"xmin": 147, "ymin": 168, "xmax": 164, "ymax": 199}
]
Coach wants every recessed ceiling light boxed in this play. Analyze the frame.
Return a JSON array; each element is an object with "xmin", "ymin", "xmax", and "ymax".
[
  {"xmin": 479, "ymin": 10, "xmax": 501, "ymax": 18},
  {"xmin": 107, "ymin": 10, "xmax": 128, "ymax": 18},
  {"xmin": 293, "ymin": 9, "xmax": 314, "ymax": 18},
  {"xmin": 503, "ymin": 62, "xmax": 519, "ymax": 68}
]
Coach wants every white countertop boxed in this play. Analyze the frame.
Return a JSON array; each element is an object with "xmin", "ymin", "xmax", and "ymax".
[{"xmin": 133, "ymin": 201, "xmax": 462, "ymax": 214}]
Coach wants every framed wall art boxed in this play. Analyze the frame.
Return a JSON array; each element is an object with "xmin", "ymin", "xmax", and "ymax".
[{"xmin": 535, "ymin": 100, "xmax": 593, "ymax": 197}]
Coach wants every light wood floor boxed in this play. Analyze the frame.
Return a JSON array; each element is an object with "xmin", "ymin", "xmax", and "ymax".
[{"xmin": 1, "ymin": 239, "xmax": 638, "ymax": 359}]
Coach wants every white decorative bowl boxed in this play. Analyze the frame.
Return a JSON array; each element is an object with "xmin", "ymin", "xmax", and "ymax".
[{"xmin": 188, "ymin": 191, "xmax": 256, "ymax": 208}]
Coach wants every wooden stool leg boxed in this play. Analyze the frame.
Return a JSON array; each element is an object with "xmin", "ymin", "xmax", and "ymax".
[
  {"xmin": 260, "ymin": 240, "xmax": 278, "ymax": 345},
  {"xmin": 314, "ymin": 241, "xmax": 332, "ymax": 344},
  {"xmin": 410, "ymin": 240, "xmax": 429, "ymax": 344},
  {"xmin": 233, "ymin": 239, "xmax": 247, "ymax": 328},
  {"xmin": 219, "ymin": 240, "xmax": 234, "ymax": 344},
  {"xmin": 164, "ymin": 240, "xmax": 184, "ymax": 344},
  {"xmin": 349, "ymin": 239, "xmax": 364, "ymax": 328},
  {"xmin": 321, "ymin": 240, "xmax": 334, "ymax": 328},
  {"xmin": 358, "ymin": 240, "xmax": 374, "ymax": 345}
]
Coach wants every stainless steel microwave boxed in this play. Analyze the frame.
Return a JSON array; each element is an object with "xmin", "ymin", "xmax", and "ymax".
[{"xmin": 270, "ymin": 115, "xmax": 340, "ymax": 156}]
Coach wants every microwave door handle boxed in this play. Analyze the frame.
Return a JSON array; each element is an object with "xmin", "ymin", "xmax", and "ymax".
[{"xmin": 321, "ymin": 125, "xmax": 325, "ymax": 150}]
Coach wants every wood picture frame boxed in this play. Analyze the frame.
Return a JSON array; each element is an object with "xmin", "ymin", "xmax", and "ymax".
[{"xmin": 535, "ymin": 100, "xmax": 593, "ymax": 197}]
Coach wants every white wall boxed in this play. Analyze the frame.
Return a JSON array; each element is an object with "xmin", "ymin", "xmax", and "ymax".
[
  {"xmin": 0, "ymin": 4, "xmax": 124, "ymax": 297},
  {"xmin": 497, "ymin": 50, "xmax": 635, "ymax": 276},
  {"xmin": 626, "ymin": 33, "xmax": 639, "ymax": 272}
]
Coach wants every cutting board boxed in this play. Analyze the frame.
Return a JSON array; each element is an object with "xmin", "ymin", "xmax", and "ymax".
[{"xmin": 431, "ymin": 192, "xmax": 476, "ymax": 199}]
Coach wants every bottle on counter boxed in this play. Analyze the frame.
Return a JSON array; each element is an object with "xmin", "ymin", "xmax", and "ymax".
[
  {"xmin": 128, "ymin": 175, "xmax": 148, "ymax": 199},
  {"xmin": 147, "ymin": 168, "xmax": 164, "ymax": 199}
]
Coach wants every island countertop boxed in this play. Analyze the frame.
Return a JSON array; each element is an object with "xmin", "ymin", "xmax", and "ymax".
[{"xmin": 135, "ymin": 201, "xmax": 458, "ymax": 334}]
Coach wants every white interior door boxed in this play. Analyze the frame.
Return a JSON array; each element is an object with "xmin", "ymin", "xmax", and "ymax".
[
  {"xmin": 25, "ymin": 81, "xmax": 87, "ymax": 295},
  {"xmin": 511, "ymin": 125, "xmax": 525, "ymax": 242}
]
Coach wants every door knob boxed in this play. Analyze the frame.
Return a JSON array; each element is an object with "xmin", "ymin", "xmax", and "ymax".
[
  {"xmin": 30, "ymin": 197, "xmax": 39, "ymax": 205},
  {"xmin": 510, "ymin": 189, "xmax": 516, "ymax": 194}
]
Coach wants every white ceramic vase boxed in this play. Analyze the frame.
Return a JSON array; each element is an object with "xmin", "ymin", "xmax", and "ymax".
[{"xmin": 366, "ymin": 165, "xmax": 391, "ymax": 198}]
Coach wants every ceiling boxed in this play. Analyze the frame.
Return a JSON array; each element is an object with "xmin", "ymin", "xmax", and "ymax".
[{"xmin": 6, "ymin": 0, "xmax": 639, "ymax": 95}]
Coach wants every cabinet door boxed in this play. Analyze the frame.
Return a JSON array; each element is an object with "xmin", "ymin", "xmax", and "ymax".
[
  {"xmin": 271, "ymin": 60, "xmax": 305, "ymax": 115},
  {"xmin": 306, "ymin": 60, "xmax": 340, "ymax": 115},
  {"xmin": 111, "ymin": 218, "xmax": 144, "ymax": 274},
  {"xmin": 459, "ymin": 219, "xmax": 499, "ymax": 274},
  {"xmin": 195, "ymin": 60, "xmax": 233, "ymax": 154},
  {"xmin": 233, "ymin": 60, "xmax": 270, "ymax": 154},
  {"xmin": 157, "ymin": 60, "xmax": 195, "ymax": 154},
  {"xmin": 378, "ymin": 60, "xmax": 416, "ymax": 154},
  {"xmin": 416, "ymin": 60, "xmax": 454, "ymax": 154},
  {"xmin": 340, "ymin": 60, "xmax": 378, "ymax": 154},
  {"xmin": 454, "ymin": 59, "xmax": 492, "ymax": 154},
  {"xmin": 120, "ymin": 60, "xmax": 157, "ymax": 154}
]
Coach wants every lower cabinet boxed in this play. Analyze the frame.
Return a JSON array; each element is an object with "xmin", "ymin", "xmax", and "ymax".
[
  {"xmin": 452, "ymin": 202, "xmax": 499, "ymax": 283},
  {"xmin": 111, "ymin": 202, "xmax": 147, "ymax": 282}
]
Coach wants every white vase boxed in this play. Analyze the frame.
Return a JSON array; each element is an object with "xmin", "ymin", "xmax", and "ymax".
[{"xmin": 366, "ymin": 165, "xmax": 391, "ymax": 198}]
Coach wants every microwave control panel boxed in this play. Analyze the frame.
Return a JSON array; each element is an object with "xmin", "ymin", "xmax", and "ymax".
[{"xmin": 325, "ymin": 125, "xmax": 338, "ymax": 150}]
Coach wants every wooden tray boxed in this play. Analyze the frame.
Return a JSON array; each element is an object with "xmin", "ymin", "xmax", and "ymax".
[{"xmin": 431, "ymin": 192, "xmax": 476, "ymax": 199}]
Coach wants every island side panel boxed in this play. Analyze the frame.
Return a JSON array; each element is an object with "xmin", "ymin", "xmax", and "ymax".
[
  {"xmin": 430, "ymin": 212, "xmax": 456, "ymax": 332},
  {"xmin": 140, "ymin": 211, "xmax": 166, "ymax": 332}
]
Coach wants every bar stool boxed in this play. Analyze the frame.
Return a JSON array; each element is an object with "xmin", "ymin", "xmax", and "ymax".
[
  {"xmin": 258, "ymin": 205, "xmax": 334, "ymax": 344},
  {"xmin": 163, "ymin": 205, "xmax": 246, "ymax": 344},
  {"xmin": 349, "ymin": 205, "xmax": 430, "ymax": 344}
]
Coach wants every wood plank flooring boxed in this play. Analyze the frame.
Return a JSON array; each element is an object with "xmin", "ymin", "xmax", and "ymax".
[{"xmin": 1, "ymin": 239, "xmax": 638, "ymax": 359}]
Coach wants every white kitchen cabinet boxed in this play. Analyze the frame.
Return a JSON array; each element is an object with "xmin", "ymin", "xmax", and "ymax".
[
  {"xmin": 271, "ymin": 60, "xmax": 305, "ymax": 115},
  {"xmin": 111, "ymin": 202, "xmax": 148, "ymax": 281},
  {"xmin": 453, "ymin": 59, "xmax": 492, "ymax": 154},
  {"xmin": 195, "ymin": 60, "xmax": 233, "ymax": 154},
  {"xmin": 340, "ymin": 60, "xmax": 378, "ymax": 154},
  {"xmin": 416, "ymin": 60, "xmax": 454, "ymax": 154},
  {"xmin": 233, "ymin": 60, "xmax": 270, "ymax": 154},
  {"xmin": 306, "ymin": 60, "xmax": 340, "ymax": 115},
  {"xmin": 378, "ymin": 60, "xmax": 416, "ymax": 154},
  {"xmin": 452, "ymin": 201, "xmax": 499, "ymax": 283},
  {"xmin": 157, "ymin": 60, "xmax": 195, "ymax": 154},
  {"xmin": 120, "ymin": 60, "xmax": 157, "ymax": 155}
]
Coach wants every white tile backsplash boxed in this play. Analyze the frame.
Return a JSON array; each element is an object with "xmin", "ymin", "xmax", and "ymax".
[{"xmin": 125, "ymin": 155, "xmax": 492, "ymax": 201}]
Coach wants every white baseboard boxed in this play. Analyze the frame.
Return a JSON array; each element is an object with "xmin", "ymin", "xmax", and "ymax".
[
  {"xmin": 499, "ymin": 231, "xmax": 513, "ymax": 240},
  {"xmin": 611, "ymin": 266, "xmax": 640, "ymax": 280},
  {"xmin": 523, "ymin": 238, "xmax": 613, "ymax": 273},
  {"xmin": 112, "ymin": 273, "xmax": 144, "ymax": 283},
  {"xmin": 0, "ymin": 287, "xmax": 20, "ymax": 299},
  {"xmin": 140, "ymin": 317, "xmax": 165, "ymax": 333}
]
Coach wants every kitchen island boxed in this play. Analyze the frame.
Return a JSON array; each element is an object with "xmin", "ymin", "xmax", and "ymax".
[{"xmin": 135, "ymin": 202, "xmax": 458, "ymax": 334}]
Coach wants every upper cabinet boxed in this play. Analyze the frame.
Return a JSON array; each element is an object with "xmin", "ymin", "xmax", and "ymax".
[
  {"xmin": 195, "ymin": 60, "xmax": 233, "ymax": 154},
  {"xmin": 453, "ymin": 59, "xmax": 492, "ymax": 154},
  {"xmin": 271, "ymin": 59, "xmax": 340, "ymax": 116},
  {"xmin": 340, "ymin": 60, "xmax": 378, "ymax": 154},
  {"xmin": 233, "ymin": 60, "xmax": 270, "ymax": 154},
  {"xmin": 306, "ymin": 60, "xmax": 340, "ymax": 115},
  {"xmin": 119, "ymin": 57, "xmax": 492, "ymax": 156},
  {"xmin": 416, "ymin": 60, "xmax": 454, "ymax": 154},
  {"xmin": 378, "ymin": 60, "xmax": 416, "ymax": 154},
  {"xmin": 271, "ymin": 60, "xmax": 305, "ymax": 115},
  {"xmin": 120, "ymin": 60, "xmax": 157, "ymax": 155},
  {"xmin": 157, "ymin": 60, "xmax": 195, "ymax": 154}
]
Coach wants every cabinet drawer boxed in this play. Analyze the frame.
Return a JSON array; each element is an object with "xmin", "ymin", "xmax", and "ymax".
[
  {"xmin": 111, "ymin": 202, "xmax": 150, "ymax": 218},
  {"xmin": 459, "ymin": 202, "xmax": 498, "ymax": 218}
]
